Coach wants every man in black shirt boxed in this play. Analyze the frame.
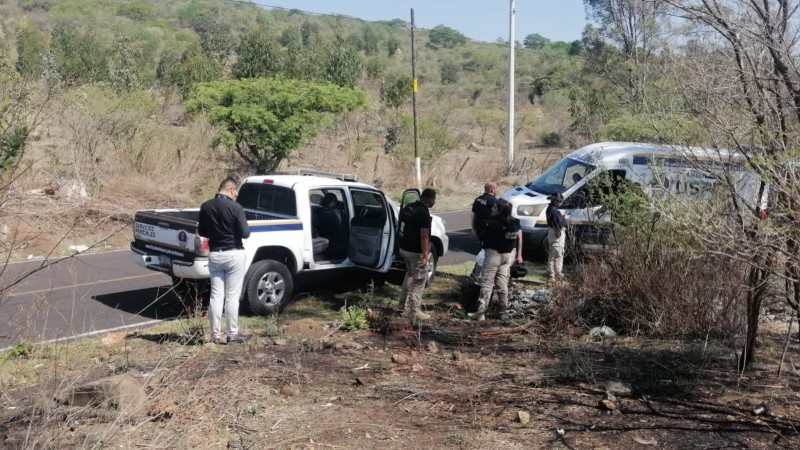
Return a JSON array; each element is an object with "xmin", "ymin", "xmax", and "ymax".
[
  {"xmin": 469, "ymin": 181, "xmax": 498, "ymax": 283},
  {"xmin": 198, "ymin": 177, "xmax": 251, "ymax": 344},
  {"xmin": 397, "ymin": 188, "xmax": 436, "ymax": 321}
]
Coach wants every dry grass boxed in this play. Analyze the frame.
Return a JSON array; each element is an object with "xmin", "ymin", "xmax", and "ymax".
[{"xmin": 1, "ymin": 267, "xmax": 798, "ymax": 449}]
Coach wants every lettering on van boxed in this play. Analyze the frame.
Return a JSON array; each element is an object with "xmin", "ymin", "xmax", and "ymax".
[
  {"xmin": 134, "ymin": 223, "xmax": 156, "ymax": 239},
  {"xmin": 649, "ymin": 172, "xmax": 715, "ymax": 195}
]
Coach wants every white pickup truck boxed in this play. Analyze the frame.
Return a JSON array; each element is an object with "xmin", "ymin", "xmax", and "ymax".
[{"xmin": 130, "ymin": 173, "xmax": 449, "ymax": 315}]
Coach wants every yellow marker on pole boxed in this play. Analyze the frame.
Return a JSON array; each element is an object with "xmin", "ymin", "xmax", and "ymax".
[{"xmin": 412, "ymin": 79, "xmax": 418, "ymax": 92}]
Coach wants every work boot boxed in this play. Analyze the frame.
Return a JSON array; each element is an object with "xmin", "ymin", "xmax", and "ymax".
[
  {"xmin": 227, "ymin": 334, "xmax": 251, "ymax": 344},
  {"xmin": 211, "ymin": 337, "xmax": 223, "ymax": 345},
  {"xmin": 546, "ymin": 277, "xmax": 557, "ymax": 286},
  {"xmin": 467, "ymin": 312, "xmax": 485, "ymax": 321}
]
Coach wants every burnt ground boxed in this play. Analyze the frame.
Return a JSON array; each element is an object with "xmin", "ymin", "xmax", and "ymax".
[{"xmin": 1, "ymin": 275, "xmax": 799, "ymax": 449}]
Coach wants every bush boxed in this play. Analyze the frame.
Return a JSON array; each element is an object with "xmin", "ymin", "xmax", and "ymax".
[
  {"xmin": 365, "ymin": 58, "xmax": 386, "ymax": 79},
  {"xmin": 440, "ymin": 60, "xmax": 460, "ymax": 84},
  {"xmin": 340, "ymin": 305, "xmax": 369, "ymax": 331},
  {"xmin": 541, "ymin": 131, "xmax": 561, "ymax": 147},
  {"xmin": 541, "ymin": 188, "xmax": 746, "ymax": 339}
]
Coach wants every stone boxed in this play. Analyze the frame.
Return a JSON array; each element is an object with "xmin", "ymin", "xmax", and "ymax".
[
  {"xmin": 452, "ymin": 351, "xmax": 464, "ymax": 361},
  {"xmin": 391, "ymin": 354, "xmax": 408, "ymax": 365},
  {"xmin": 603, "ymin": 391, "xmax": 617, "ymax": 403},
  {"xmin": 280, "ymin": 385, "xmax": 300, "ymax": 397},
  {"xmin": 101, "ymin": 332, "xmax": 128, "ymax": 346},
  {"xmin": 599, "ymin": 399, "xmax": 616, "ymax": 411},
  {"xmin": 589, "ymin": 326, "xmax": 616, "ymax": 338},
  {"xmin": 411, "ymin": 364, "xmax": 424, "ymax": 372},
  {"xmin": 516, "ymin": 411, "xmax": 531, "ymax": 424},
  {"xmin": 426, "ymin": 341, "xmax": 439, "ymax": 353},
  {"xmin": 334, "ymin": 341, "xmax": 363, "ymax": 350},
  {"xmin": 0, "ymin": 369, "xmax": 14, "ymax": 387},
  {"xmin": 604, "ymin": 381, "xmax": 632, "ymax": 395},
  {"xmin": 273, "ymin": 338, "xmax": 288, "ymax": 346},
  {"xmin": 57, "ymin": 374, "xmax": 147, "ymax": 415}
]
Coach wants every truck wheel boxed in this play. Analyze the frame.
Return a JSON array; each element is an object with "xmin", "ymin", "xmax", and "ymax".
[
  {"xmin": 244, "ymin": 260, "xmax": 294, "ymax": 316},
  {"xmin": 171, "ymin": 277, "xmax": 209, "ymax": 316},
  {"xmin": 424, "ymin": 249, "xmax": 438, "ymax": 287}
]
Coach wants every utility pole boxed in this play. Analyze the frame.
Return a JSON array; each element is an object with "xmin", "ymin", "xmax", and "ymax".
[
  {"xmin": 410, "ymin": 8, "xmax": 422, "ymax": 190},
  {"xmin": 507, "ymin": 0, "xmax": 516, "ymax": 165}
]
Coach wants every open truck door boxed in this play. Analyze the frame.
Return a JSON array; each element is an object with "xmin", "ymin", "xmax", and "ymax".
[{"xmin": 348, "ymin": 188, "xmax": 395, "ymax": 271}]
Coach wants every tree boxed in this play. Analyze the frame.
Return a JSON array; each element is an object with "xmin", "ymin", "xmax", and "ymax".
[
  {"xmin": 108, "ymin": 36, "xmax": 139, "ymax": 92},
  {"xmin": 523, "ymin": 33, "xmax": 550, "ymax": 49},
  {"xmin": 15, "ymin": 19, "xmax": 49, "ymax": 78},
  {"xmin": 582, "ymin": 0, "xmax": 668, "ymax": 112},
  {"xmin": 158, "ymin": 44, "xmax": 223, "ymax": 96},
  {"xmin": 186, "ymin": 78, "xmax": 367, "ymax": 173},
  {"xmin": 51, "ymin": 27, "xmax": 109, "ymax": 84},
  {"xmin": 317, "ymin": 35, "xmax": 362, "ymax": 88},
  {"xmin": 232, "ymin": 27, "xmax": 284, "ymax": 79},
  {"xmin": 659, "ymin": 0, "xmax": 800, "ymax": 366},
  {"xmin": 428, "ymin": 25, "xmax": 466, "ymax": 49},
  {"xmin": 387, "ymin": 36, "xmax": 401, "ymax": 56},
  {"xmin": 440, "ymin": 60, "xmax": 460, "ymax": 84},
  {"xmin": 379, "ymin": 75, "xmax": 412, "ymax": 110}
]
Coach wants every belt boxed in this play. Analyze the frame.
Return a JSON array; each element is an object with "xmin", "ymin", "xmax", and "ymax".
[{"xmin": 212, "ymin": 247, "xmax": 242, "ymax": 252}]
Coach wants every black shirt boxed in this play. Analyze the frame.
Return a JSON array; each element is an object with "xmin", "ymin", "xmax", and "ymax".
[
  {"xmin": 197, "ymin": 194, "xmax": 251, "ymax": 251},
  {"xmin": 398, "ymin": 200, "xmax": 432, "ymax": 253},
  {"xmin": 471, "ymin": 193, "xmax": 497, "ymax": 236},
  {"xmin": 480, "ymin": 217, "xmax": 520, "ymax": 253},
  {"xmin": 546, "ymin": 204, "xmax": 567, "ymax": 230}
]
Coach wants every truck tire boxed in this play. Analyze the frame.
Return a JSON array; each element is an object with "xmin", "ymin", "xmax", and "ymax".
[
  {"xmin": 171, "ymin": 277, "xmax": 209, "ymax": 316},
  {"xmin": 244, "ymin": 260, "xmax": 294, "ymax": 316}
]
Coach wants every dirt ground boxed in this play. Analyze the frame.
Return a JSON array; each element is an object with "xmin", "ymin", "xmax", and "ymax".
[{"xmin": 1, "ymin": 274, "xmax": 798, "ymax": 450}]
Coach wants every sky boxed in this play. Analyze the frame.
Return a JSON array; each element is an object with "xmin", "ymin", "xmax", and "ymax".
[{"xmin": 245, "ymin": 0, "xmax": 588, "ymax": 44}]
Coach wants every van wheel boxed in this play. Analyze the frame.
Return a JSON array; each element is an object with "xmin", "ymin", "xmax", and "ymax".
[
  {"xmin": 424, "ymin": 249, "xmax": 438, "ymax": 287},
  {"xmin": 171, "ymin": 277, "xmax": 209, "ymax": 316},
  {"xmin": 245, "ymin": 260, "xmax": 294, "ymax": 316}
]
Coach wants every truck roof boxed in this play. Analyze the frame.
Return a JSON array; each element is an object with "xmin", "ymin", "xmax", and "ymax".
[
  {"xmin": 242, "ymin": 175, "xmax": 378, "ymax": 191},
  {"xmin": 568, "ymin": 142, "xmax": 741, "ymax": 165}
]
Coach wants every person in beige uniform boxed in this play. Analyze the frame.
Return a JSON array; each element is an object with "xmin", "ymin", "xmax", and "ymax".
[{"xmin": 545, "ymin": 193, "xmax": 570, "ymax": 285}]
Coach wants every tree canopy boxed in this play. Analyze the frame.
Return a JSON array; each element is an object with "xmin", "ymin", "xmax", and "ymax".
[
  {"xmin": 186, "ymin": 78, "xmax": 367, "ymax": 174},
  {"xmin": 428, "ymin": 25, "xmax": 467, "ymax": 49}
]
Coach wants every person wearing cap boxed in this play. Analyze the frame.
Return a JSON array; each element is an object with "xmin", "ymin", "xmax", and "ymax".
[{"xmin": 546, "ymin": 193, "xmax": 570, "ymax": 284}]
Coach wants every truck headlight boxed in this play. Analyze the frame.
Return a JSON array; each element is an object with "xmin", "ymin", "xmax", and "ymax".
[{"xmin": 517, "ymin": 204, "xmax": 547, "ymax": 217}]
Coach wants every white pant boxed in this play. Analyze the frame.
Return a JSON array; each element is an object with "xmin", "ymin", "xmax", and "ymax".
[
  {"xmin": 208, "ymin": 249, "xmax": 246, "ymax": 339},
  {"xmin": 547, "ymin": 228, "xmax": 565, "ymax": 279}
]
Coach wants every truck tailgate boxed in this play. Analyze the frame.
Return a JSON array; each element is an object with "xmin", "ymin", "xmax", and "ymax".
[{"xmin": 132, "ymin": 210, "xmax": 200, "ymax": 266}]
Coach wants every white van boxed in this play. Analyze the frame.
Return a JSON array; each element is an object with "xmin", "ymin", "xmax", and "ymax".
[{"xmin": 500, "ymin": 142, "xmax": 765, "ymax": 251}]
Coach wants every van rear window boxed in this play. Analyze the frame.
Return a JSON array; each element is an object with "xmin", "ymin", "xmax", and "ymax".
[{"xmin": 237, "ymin": 184, "xmax": 297, "ymax": 217}]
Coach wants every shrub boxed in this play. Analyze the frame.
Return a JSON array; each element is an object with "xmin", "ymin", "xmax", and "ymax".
[
  {"xmin": 440, "ymin": 60, "xmax": 460, "ymax": 84},
  {"xmin": 541, "ymin": 187, "xmax": 746, "ymax": 339},
  {"xmin": 541, "ymin": 131, "xmax": 561, "ymax": 147},
  {"xmin": 340, "ymin": 305, "xmax": 369, "ymax": 331},
  {"xmin": 365, "ymin": 58, "xmax": 386, "ymax": 79}
]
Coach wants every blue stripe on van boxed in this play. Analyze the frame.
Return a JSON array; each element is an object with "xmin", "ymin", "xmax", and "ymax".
[{"xmin": 251, "ymin": 223, "xmax": 304, "ymax": 232}]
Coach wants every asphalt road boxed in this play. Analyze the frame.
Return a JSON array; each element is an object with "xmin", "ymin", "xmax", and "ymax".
[{"xmin": 0, "ymin": 210, "xmax": 476, "ymax": 349}]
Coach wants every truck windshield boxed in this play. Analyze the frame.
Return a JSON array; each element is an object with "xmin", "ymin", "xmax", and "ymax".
[{"xmin": 527, "ymin": 157, "xmax": 595, "ymax": 195}]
